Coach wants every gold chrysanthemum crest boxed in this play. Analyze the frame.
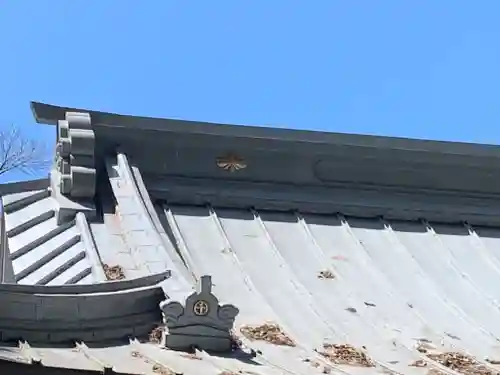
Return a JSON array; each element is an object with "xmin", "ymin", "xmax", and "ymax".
[{"xmin": 216, "ymin": 153, "xmax": 247, "ymax": 172}]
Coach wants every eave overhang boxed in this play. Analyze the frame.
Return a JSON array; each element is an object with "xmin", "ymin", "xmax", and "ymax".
[
  {"xmin": 30, "ymin": 101, "xmax": 500, "ymax": 225},
  {"xmin": 31, "ymin": 101, "xmax": 500, "ymax": 157}
]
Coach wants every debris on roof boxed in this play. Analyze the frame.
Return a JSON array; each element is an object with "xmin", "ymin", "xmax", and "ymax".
[
  {"xmin": 240, "ymin": 323, "xmax": 295, "ymax": 347},
  {"xmin": 409, "ymin": 359, "xmax": 428, "ymax": 367},
  {"xmin": 316, "ymin": 343, "xmax": 375, "ymax": 367},
  {"xmin": 426, "ymin": 352, "xmax": 492, "ymax": 375},
  {"xmin": 103, "ymin": 263, "xmax": 126, "ymax": 280},
  {"xmin": 6, "ymin": 102, "xmax": 500, "ymax": 374},
  {"xmin": 148, "ymin": 325, "xmax": 164, "ymax": 344},
  {"xmin": 317, "ymin": 270, "xmax": 335, "ymax": 279}
]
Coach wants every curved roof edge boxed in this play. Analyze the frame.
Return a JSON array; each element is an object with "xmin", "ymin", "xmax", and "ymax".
[
  {"xmin": 0, "ymin": 271, "xmax": 170, "ymax": 344},
  {"xmin": 0, "ymin": 270, "xmax": 170, "ymax": 294},
  {"xmin": 30, "ymin": 101, "xmax": 500, "ymax": 158}
]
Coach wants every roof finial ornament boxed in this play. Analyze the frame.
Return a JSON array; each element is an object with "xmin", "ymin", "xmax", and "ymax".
[
  {"xmin": 159, "ymin": 274, "xmax": 239, "ymax": 352},
  {"xmin": 198, "ymin": 274, "xmax": 212, "ymax": 294}
]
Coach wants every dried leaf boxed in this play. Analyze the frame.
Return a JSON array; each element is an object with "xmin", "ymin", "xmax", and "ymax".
[
  {"xmin": 427, "ymin": 351, "xmax": 494, "ymax": 375},
  {"xmin": 152, "ymin": 363, "xmax": 174, "ymax": 375},
  {"xmin": 317, "ymin": 343, "xmax": 375, "ymax": 367},
  {"xmin": 148, "ymin": 325, "xmax": 164, "ymax": 344},
  {"xmin": 409, "ymin": 359, "xmax": 428, "ymax": 367},
  {"xmin": 240, "ymin": 323, "xmax": 295, "ymax": 347},
  {"xmin": 103, "ymin": 264, "xmax": 126, "ymax": 281},
  {"xmin": 318, "ymin": 270, "xmax": 335, "ymax": 279}
]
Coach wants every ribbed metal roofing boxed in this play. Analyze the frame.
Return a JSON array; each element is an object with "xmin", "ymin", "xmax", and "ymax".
[{"xmin": 2, "ymin": 103, "xmax": 500, "ymax": 374}]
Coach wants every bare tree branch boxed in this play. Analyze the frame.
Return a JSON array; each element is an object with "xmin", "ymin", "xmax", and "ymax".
[{"xmin": 0, "ymin": 124, "xmax": 51, "ymax": 176}]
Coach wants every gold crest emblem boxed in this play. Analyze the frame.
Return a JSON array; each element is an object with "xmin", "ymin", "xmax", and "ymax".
[
  {"xmin": 216, "ymin": 153, "xmax": 247, "ymax": 172},
  {"xmin": 193, "ymin": 300, "xmax": 210, "ymax": 316}
]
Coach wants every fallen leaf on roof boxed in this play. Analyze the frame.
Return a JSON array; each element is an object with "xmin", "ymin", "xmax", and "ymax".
[
  {"xmin": 240, "ymin": 323, "xmax": 295, "ymax": 347},
  {"xmin": 317, "ymin": 343, "xmax": 375, "ymax": 367},
  {"xmin": 416, "ymin": 338, "xmax": 432, "ymax": 343},
  {"xmin": 103, "ymin": 264, "xmax": 126, "ymax": 281},
  {"xmin": 149, "ymin": 325, "xmax": 164, "ymax": 344},
  {"xmin": 445, "ymin": 332, "xmax": 461, "ymax": 340},
  {"xmin": 318, "ymin": 270, "xmax": 335, "ymax": 279},
  {"xmin": 426, "ymin": 351, "xmax": 492, "ymax": 375},
  {"xmin": 409, "ymin": 359, "xmax": 427, "ymax": 367},
  {"xmin": 152, "ymin": 363, "xmax": 174, "ymax": 375},
  {"xmin": 416, "ymin": 340, "xmax": 436, "ymax": 354},
  {"xmin": 180, "ymin": 353, "xmax": 202, "ymax": 360}
]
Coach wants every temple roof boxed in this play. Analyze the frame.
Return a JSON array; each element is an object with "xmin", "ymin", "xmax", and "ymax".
[{"xmin": 2, "ymin": 103, "xmax": 500, "ymax": 374}]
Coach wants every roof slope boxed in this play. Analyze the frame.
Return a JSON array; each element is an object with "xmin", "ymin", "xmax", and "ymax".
[
  {"xmin": 3, "ymin": 204, "xmax": 500, "ymax": 374},
  {"xmin": 4, "ymin": 160, "xmax": 500, "ymax": 374},
  {"xmin": 4, "ymin": 102, "xmax": 500, "ymax": 374}
]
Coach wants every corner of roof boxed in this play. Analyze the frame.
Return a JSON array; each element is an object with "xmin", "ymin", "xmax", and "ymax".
[
  {"xmin": 31, "ymin": 101, "xmax": 97, "ymax": 126},
  {"xmin": 30, "ymin": 101, "xmax": 61, "ymax": 125}
]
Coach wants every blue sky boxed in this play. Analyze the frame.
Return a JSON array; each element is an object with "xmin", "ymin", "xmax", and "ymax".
[{"xmin": 1, "ymin": 1, "xmax": 500, "ymax": 182}]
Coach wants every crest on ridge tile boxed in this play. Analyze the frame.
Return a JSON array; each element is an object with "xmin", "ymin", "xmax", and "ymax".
[{"xmin": 159, "ymin": 275, "xmax": 239, "ymax": 352}]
